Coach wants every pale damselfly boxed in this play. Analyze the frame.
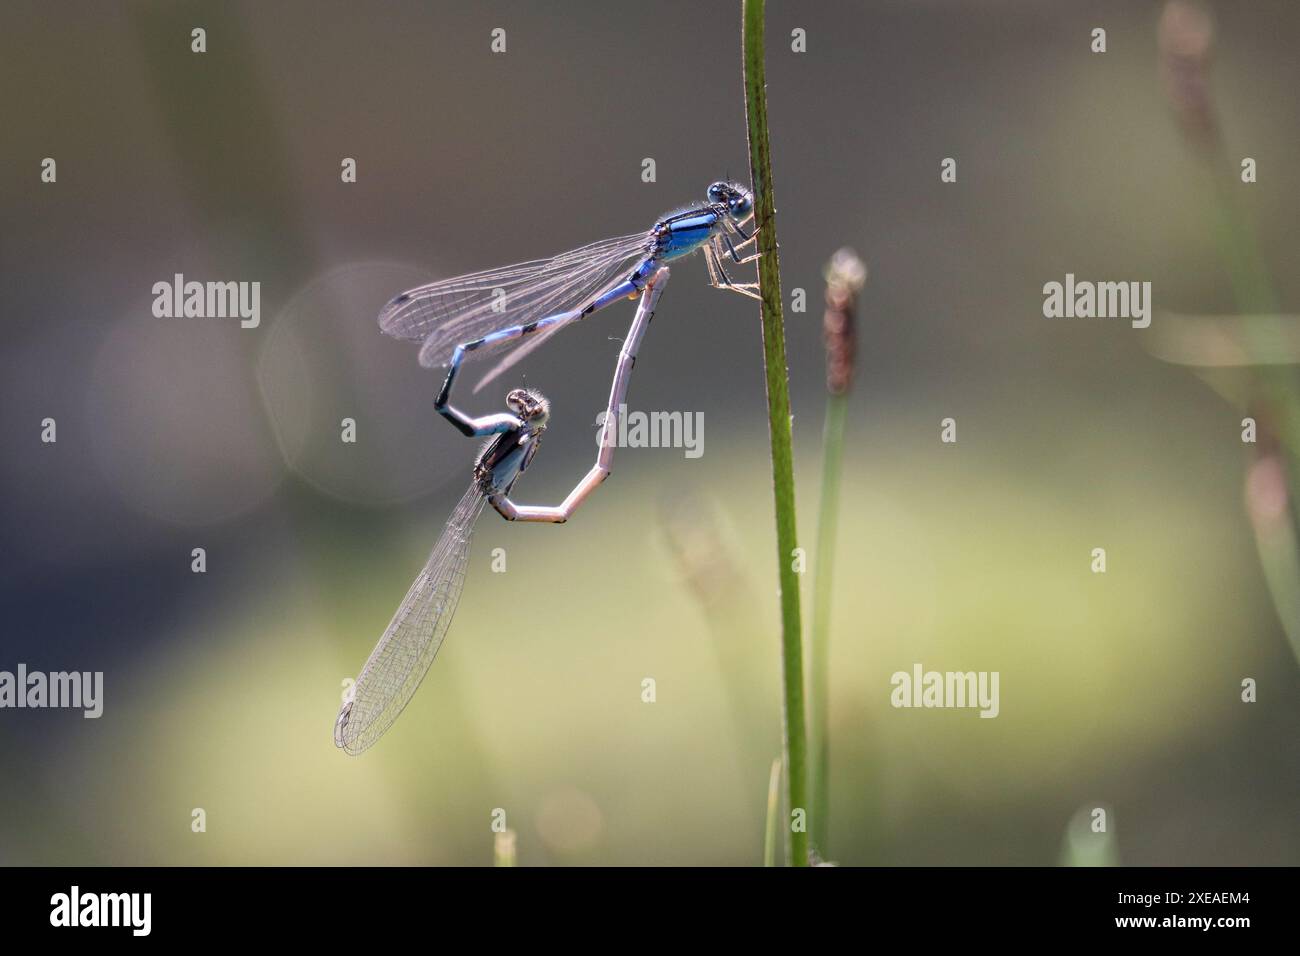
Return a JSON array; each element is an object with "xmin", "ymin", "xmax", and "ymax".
[{"xmin": 334, "ymin": 269, "xmax": 671, "ymax": 754}]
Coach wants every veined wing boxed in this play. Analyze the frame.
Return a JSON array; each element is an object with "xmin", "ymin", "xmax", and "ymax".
[
  {"xmin": 379, "ymin": 232, "xmax": 650, "ymax": 370},
  {"xmin": 334, "ymin": 484, "xmax": 487, "ymax": 755}
]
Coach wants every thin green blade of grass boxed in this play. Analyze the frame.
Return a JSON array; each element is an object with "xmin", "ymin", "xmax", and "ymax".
[
  {"xmin": 741, "ymin": 0, "xmax": 808, "ymax": 867},
  {"xmin": 810, "ymin": 394, "xmax": 847, "ymax": 855},
  {"xmin": 763, "ymin": 756, "xmax": 783, "ymax": 867}
]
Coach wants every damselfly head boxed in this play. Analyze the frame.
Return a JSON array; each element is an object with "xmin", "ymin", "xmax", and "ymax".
[
  {"xmin": 707, "ymin": 181, "xmax": 753, "ymax": 220},
  {"xmin": 506, "ymin": 387, "xmax": 550, "ymax": 425}
]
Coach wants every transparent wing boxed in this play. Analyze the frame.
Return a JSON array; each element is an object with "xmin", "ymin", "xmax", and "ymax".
[
  {"xmin": 335, "ymin": 484, "xmax": 488, "ymax": 755},
  {"xmin": 379, "ymin": 232, "xmax": 650, "ymax": 370}
]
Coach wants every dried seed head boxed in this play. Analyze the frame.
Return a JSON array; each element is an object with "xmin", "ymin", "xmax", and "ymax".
[
  {"xmin": 1158, "ymin": 0, "xmax": 1218, "ymax": 152},
  {"xmin": 822, "ymin": 248, "xmax": 867, "ymax": 395}
]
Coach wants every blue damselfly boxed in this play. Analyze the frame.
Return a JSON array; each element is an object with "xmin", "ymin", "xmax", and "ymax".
[{"xmin": 377, "ymin": 182, "xmax": 757, "ymax": 392}]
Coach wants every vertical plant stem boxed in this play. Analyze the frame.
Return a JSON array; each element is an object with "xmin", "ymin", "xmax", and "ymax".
[
  {"xmin": 763, "ymin": 756, "xmax": 783, "ymax": 867},
  {"xmin": 810, "ymin": 390, "xmax": 847, "ymax": 853},
  {"xmin": 742, "ymin": 0, "xmax": 808, "ymax": 867},
  {"xmin": 809, "ymin": 248, "xmax": 866, "ymax": 858}
]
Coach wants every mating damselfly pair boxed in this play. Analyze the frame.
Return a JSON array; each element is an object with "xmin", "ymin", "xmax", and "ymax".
[{"xmin": 334, "ymin": 181, "xmax": 759, "ymax": 754}]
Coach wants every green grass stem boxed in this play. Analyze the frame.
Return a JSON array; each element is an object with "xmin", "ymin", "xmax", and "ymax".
[{"xmin": 742, "ymin": 0, "xmax": 808, "ymax": 867}]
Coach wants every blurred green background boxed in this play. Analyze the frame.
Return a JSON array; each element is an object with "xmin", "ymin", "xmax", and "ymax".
[{"xmin": 1, "ymin": 0, "xmax": 1297, "ymax": 865}]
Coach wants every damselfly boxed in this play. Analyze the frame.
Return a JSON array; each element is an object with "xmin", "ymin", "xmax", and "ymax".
[
  {"xmin": 334, "ymin": 269, "xmax": 671, "ymax": 754},
  {"xmin": 377, "ymin": 182, "xmax": 757, "ymax": 392}
]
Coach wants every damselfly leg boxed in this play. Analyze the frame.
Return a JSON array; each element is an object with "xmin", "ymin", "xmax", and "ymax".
[{"xmin": 704, "ymin": 243, "xmax": 761, "ymax": 300}]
